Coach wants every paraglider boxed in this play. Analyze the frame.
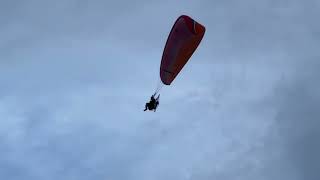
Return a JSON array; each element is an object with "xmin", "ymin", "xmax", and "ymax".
[
  {"xmin": 144, "ymin": 94, "xmax": 160, "ymax": 112},
  {"xmin": 144, "ymin": 15, "xmax": 206, "ymax": 112}
]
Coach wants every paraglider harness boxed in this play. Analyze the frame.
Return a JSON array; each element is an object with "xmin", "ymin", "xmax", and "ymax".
[{"xmin": 144, "ymin": 94, "xmax": 160, "ymax": 112}]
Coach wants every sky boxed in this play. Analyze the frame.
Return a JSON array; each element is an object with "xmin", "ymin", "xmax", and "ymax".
[{"xmin": 0, "ymin": 0, "xmax": 320, "ymax": 180}]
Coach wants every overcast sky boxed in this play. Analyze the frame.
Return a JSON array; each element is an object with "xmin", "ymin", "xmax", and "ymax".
[{"xmin": 1, "ymin": 0, "xmax": 320, "ymax": 180}]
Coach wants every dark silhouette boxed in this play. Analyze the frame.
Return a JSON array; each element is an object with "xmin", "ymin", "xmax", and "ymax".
[{"xmin": 144, "ymin": 95, "xmax": 159, "ymax": 112}]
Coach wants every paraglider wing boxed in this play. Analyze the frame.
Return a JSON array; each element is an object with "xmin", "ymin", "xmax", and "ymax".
[{"xmin": 160, "ymin": 15, "xmax": 206, "ymax": 85}]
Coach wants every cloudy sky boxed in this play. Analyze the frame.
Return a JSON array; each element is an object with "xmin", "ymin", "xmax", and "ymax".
[{"xmin": 1, "ymin": 0, "xmax": 320, "ymax": 180}]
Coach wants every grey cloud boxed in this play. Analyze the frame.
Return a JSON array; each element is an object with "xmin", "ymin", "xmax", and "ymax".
[{"xmin": 1, "ymin": 0, "xmax": 320, "ymax": 180}]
